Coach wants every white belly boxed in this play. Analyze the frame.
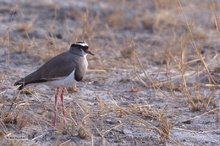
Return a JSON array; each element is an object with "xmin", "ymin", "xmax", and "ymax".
[
  {"xmin": 84, "ymin": 55, "xmax": 88, "ymax": 70},
  {"xmin": 44, "ymin": 70, "xmax": 76, "ymax": 88}
]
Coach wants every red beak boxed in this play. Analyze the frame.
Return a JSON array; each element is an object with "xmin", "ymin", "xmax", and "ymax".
[{"xmin": 85, "ymin": 50, "xmax": 94, "ymax": 56}]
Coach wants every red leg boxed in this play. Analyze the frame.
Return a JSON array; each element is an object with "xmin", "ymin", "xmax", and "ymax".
[
  {"xmin": 54, "ymin": 87, "xmax": 59, "ymax": 127},
  {"xmin": 61, "ymin": 88, "xmax": 66, "ymax": 125}
]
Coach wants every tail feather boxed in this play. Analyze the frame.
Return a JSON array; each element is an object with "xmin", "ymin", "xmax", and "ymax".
[
  {"xmin": 14, "ymin": 78, "xmax": 49, "ymax": 90},
  {"xmin": 14, "ymin": 80, "xmax": 22, "ymax": 86},
  {"xmin": 14, "ymin": 79, "xmax": 26, "ymax": 90},
  {"xmin": 17, "ymin": 84, "xmax": 24, "ymax": 90}
]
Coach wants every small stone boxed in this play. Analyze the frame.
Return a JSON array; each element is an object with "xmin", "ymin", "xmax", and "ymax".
[{"xmin": 78, "ymin": 127, "xmax": 87, "ymax": 139}]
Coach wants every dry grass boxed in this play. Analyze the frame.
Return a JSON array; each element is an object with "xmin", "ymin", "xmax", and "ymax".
[{"xmin": 0, "ymin": 0, "xmax": 220, "ymax": 145}]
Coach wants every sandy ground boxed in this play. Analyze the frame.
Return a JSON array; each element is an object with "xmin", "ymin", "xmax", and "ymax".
[{"xmin": 0, "ymin": 0, "xmax": 220, "ymax": 145}]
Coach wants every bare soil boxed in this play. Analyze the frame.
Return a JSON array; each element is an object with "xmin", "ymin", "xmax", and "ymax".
[{"xmin": 0, "ymin": 0, "xmax": 219, "ymax": 145}]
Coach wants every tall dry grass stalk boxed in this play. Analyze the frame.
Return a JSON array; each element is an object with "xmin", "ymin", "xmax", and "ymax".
[{"xmin": 177, "ymin": 0, "xmax": 216, "ymax": 84}]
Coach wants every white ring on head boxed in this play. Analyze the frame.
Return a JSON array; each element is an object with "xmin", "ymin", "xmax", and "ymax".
[{"xmin": 73, "ymin": 42, "xmax": 88, "ymax": 47}]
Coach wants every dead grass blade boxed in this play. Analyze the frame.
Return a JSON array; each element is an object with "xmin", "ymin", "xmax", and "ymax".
[{"xmin": 177, "ymin": 0, "xmax": 216, "ymax": 84}]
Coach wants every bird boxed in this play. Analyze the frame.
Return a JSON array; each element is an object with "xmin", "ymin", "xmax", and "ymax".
[{"xmin": 14, "ymin": 42, "xmax": 94, "ymax": 127}]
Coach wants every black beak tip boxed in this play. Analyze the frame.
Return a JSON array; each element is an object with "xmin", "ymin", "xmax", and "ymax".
[{"xmin": 90, "ymin": 52, "xmax": 94, "ymax": 56}]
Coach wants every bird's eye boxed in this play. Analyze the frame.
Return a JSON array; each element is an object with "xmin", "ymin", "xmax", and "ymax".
[{"xmin": 84, "ymin": 46, "xmax": 89, "ymax": 50}]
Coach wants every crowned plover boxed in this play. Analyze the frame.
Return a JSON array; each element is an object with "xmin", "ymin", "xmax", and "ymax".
[{"xmin": 14, "ymin": 42, "xmax": 94, "ymax": 126}]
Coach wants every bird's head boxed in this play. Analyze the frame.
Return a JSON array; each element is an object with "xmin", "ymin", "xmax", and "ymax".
[{"xmin": 70, "ymin": 42, "xmax": 94, "ymax": 56}]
